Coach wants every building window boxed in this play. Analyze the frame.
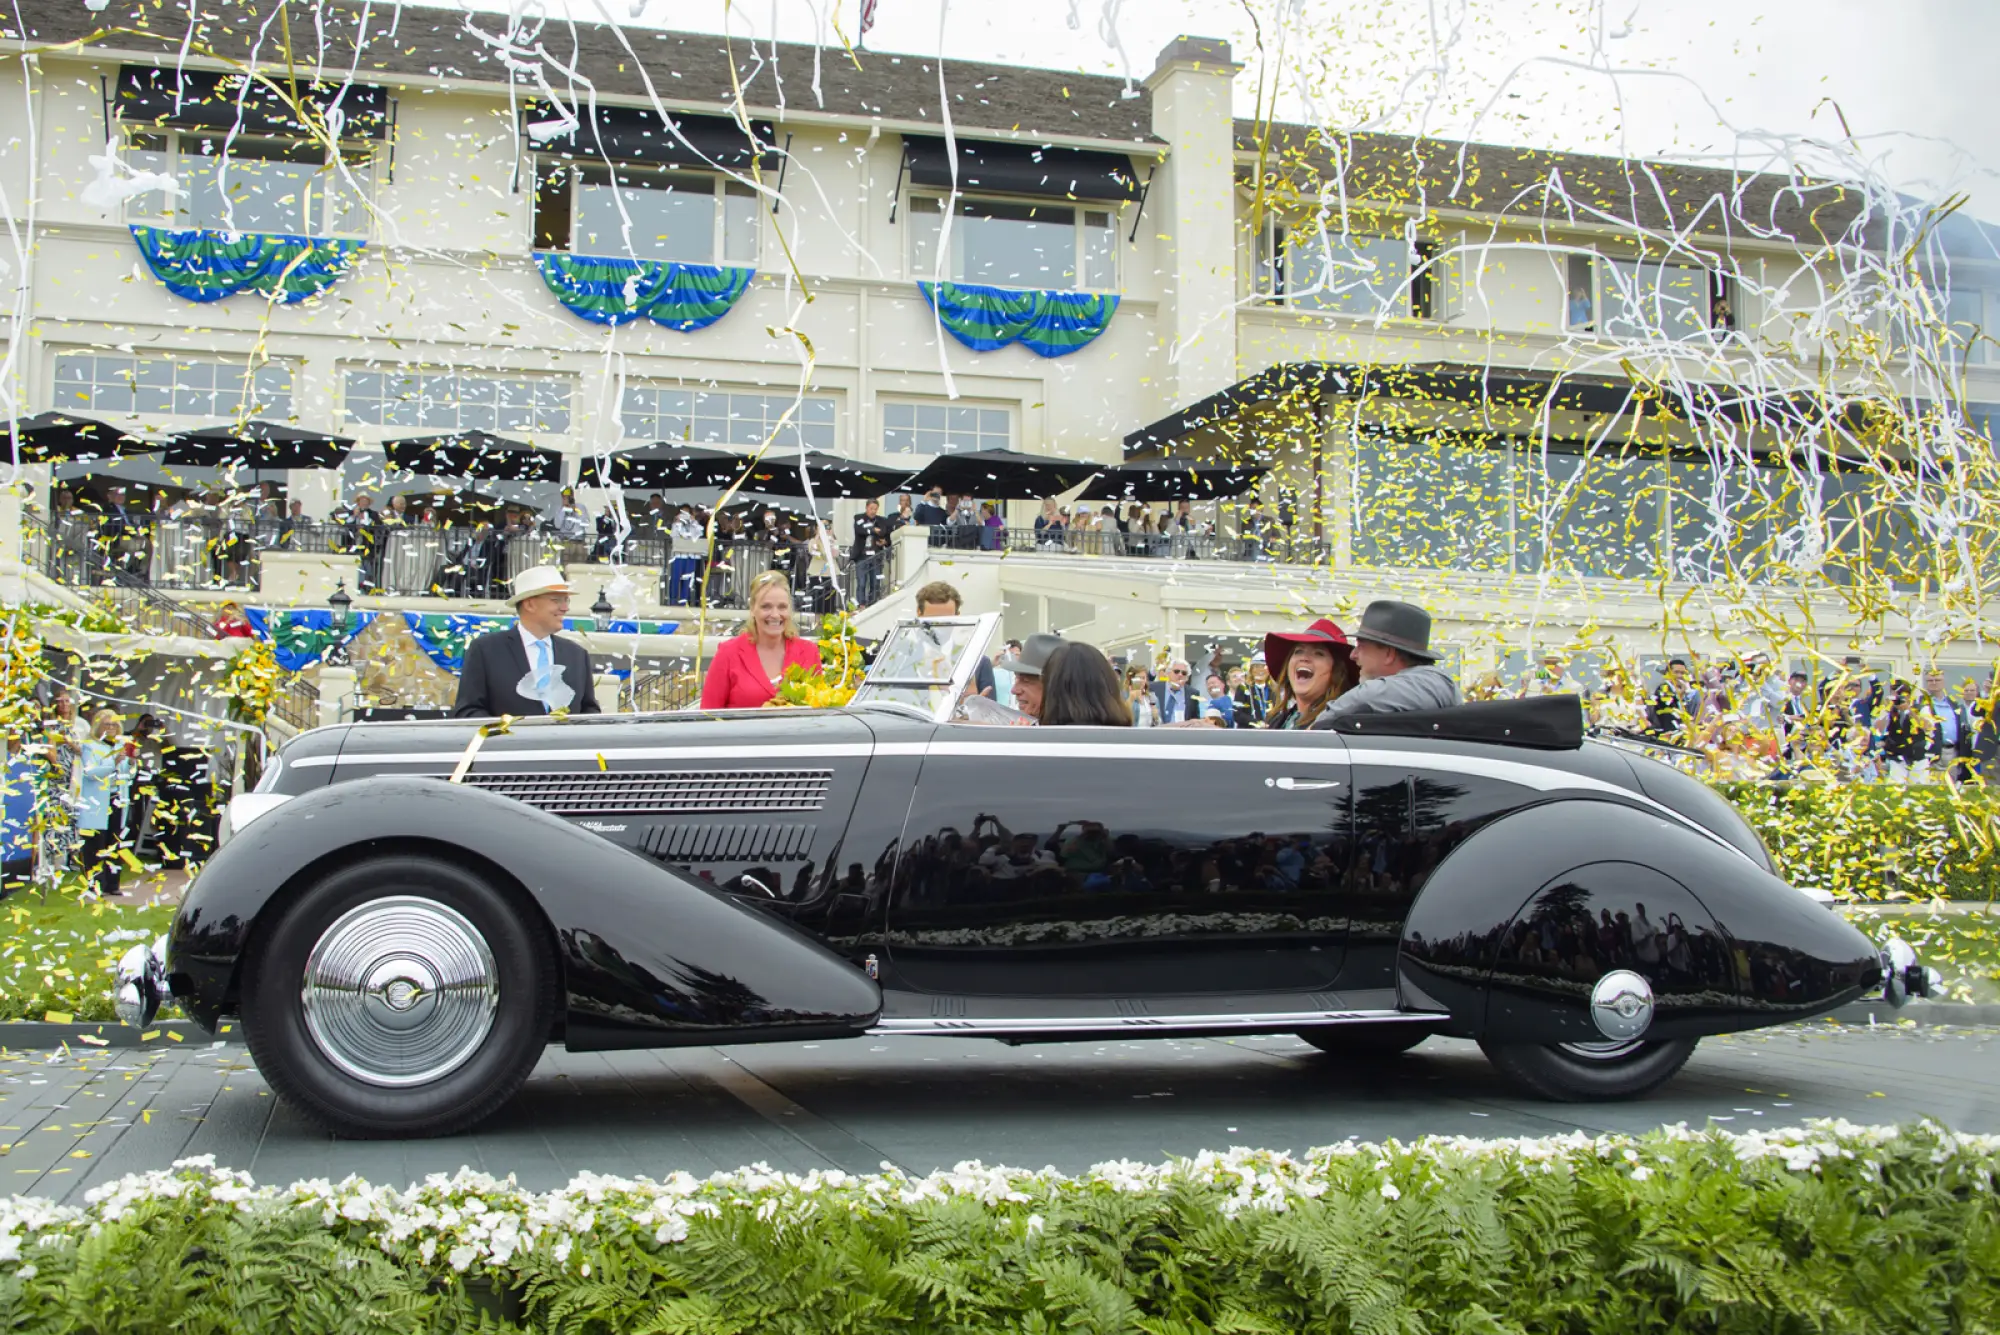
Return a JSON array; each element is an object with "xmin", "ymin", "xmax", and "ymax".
[
  {"xmin": 1256, "ymin": 218, "xmax": 1423, "ymax": 318},
  {"xmin": 909, "ymin": 196, "xmax": 1117, "ymax": 290},
  {"xmin": 1566, "ymin": 254, "xmax": 1727, "ymax": 342},
  {"xmin": 534, "ymin": 161, "xmax": 758, "ymax": 265},
  {"xmin": 343, "ymin": 369, "xmax": 573, "ymax": 434},
  {"xmin": 619, "ymin": 387, "xmax": 837, "ymax": 449},
  {"xmin": 122, "ymin": 131, "xmax": 373, "ymax": 237},
  {"xmin": 52, "ymin": 352, "xmax": 293, "ymax": 418},
  {"xmin": 882, "ymin": 400, "xmax": 1012, "ymax": 456}
]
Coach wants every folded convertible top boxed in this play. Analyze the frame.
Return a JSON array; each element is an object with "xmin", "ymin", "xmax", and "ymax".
[{"xmin": 1326, "ymin": 695, "xmax": 1586, "ymax": 750}]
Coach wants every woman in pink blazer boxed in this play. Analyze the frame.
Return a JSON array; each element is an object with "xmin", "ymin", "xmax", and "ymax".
[{"xmin": 700, "ymin": 569, "xmax": 823, "ymax": 709}]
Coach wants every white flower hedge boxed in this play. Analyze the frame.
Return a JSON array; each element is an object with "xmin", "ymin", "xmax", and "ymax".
[{"xmin": 0, "ymin": 1120, "xmax": 1995, "ymax": 1332}]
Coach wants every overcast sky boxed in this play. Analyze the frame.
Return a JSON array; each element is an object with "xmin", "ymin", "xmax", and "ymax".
[{"xmin": 528, "ymin": 0, "xmax": 1999, "ymax": 220}]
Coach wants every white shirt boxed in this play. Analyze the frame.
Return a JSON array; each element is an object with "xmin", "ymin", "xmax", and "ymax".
[{"xmin": 518, "ymin": 623, "xmax": 555, "ymax": 672}]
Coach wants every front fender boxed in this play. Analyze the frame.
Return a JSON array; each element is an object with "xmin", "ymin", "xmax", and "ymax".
[
  {"xmin": 1397, "ymin": 799, "xmax": 1881, "ymax": 1043},
  {"xmin": 169, "ymin": 777, "xmax": 883, "ymax": 1049}
]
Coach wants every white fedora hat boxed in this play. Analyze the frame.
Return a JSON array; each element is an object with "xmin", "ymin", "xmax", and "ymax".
[{"xmin": 507, "ymin": 565, "xmax": 574, "ymax": 606}]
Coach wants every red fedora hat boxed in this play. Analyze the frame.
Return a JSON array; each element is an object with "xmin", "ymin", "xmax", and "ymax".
[{"xmin": 1262, "ymin": 617, "xmax": 1353, "ymax": 682}]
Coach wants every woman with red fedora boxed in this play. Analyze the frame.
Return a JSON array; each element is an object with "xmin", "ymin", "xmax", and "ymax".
[{"xmin": 1262, "ymin": 617, "xmax": 1358, "ymax": 730}]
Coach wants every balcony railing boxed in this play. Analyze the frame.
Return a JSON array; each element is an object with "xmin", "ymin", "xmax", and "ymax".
[{"xmin": 923, "ymin": 524, "xmax": 1314, "ymax": 563}]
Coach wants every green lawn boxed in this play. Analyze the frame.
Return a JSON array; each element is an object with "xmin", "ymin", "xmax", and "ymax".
[{"xmin": 0, "ymin": 883, "xmax": 181, "ymax": 1023}]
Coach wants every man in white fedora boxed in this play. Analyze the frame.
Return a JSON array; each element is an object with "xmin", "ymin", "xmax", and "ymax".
[{"xmin": 452, "ymin": 565, "xmax": 603, "ymax": 718}]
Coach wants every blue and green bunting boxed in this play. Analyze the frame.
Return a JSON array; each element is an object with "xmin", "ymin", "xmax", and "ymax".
[
  {"xmin": 245, "ymin": 608, "xmax": 378, "ymax": 671},
  {"xmin": 130, "ymin": 226, "xmax": 365, "ymax": 304},
  {"xmin": 919, "ymin": 281, "xmax": 1119, "ymax": 358},
  {"xmin": 534, "ymin": 253, "xmax": 754, "ymax": 330},
  {"xmin": 404, "ymin": 613, "xmax": 683, "ymax": 673}
]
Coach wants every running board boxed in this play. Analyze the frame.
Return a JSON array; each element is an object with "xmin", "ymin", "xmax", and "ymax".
[{"xmin": 866, "ymin": 1008, "xmax": 1437, "ymax": 1038}]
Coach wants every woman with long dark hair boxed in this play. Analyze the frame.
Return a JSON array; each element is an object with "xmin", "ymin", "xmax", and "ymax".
[{"xmin": 1038, "ymin": 643, "xmax": 1133, "ymax": 727}]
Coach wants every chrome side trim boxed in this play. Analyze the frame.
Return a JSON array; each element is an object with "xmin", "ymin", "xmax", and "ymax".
[
  {"xmin": 867, "ymin": 1008, "xmax": 1437, "ymax": 1037},
  {"xmin": 290, "ymin": 742, "xmax": 878, "ymax": 769}
]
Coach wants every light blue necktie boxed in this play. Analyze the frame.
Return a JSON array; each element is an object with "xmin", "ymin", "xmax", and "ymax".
[{"xmin": 534, "ymin": 639, "xmax": 552, "ymax": 705}]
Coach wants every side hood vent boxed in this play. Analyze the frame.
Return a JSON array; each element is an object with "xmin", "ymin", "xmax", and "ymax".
[{"xmin": 463, "ymin": 768, "xmax": 834, "ymax": 815}]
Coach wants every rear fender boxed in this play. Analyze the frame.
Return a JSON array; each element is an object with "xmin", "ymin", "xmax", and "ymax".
[
  {"xmin": 169, "ymin": 777, "xmax": 882, "ymax": 1049},
  {"xmin": 1397, "ymin": 799, "xmax": 1880, "ymax": 1043}
]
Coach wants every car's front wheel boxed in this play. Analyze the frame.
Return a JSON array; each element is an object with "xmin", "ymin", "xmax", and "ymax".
[
  {"xmin": 241, "ymin": 855, "xmax": 556, "ymax": 1138},
  {"xmin": 1478, "ymin": 1036, "xmax": 1698, "ymax": 1101},
  {"xmin": 1295, "ymin": 1025, "xmax": 1433, "ymax": 1058}
]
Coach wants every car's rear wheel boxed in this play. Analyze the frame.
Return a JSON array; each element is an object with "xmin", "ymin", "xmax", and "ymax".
[
  {"xmin": 1295, "ymin": 1025, "xmax": 1433, "ymax": 1058},
  {"xmin": 1478, "ymin": 1035, "xmax": 1698, "ymax": 1101},
  {"xmin": 242, "ymin": 855, "xmax": 556, "ymax": 1139}
]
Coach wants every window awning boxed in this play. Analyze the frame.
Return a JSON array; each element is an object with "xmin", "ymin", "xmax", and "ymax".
[
  {"xmin": 902, "ymin": 135, "xmax": 1141, "ymax": 203},
  {"xmin": 116, "ymin": 65, "xmax": 389, "ymax": 140},
  {"xmin": 528, "ymin": 105, "xmax": 780, "ymax": 172}
]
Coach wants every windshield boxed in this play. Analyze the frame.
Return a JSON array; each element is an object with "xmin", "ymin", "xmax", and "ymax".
[{"xmin": 851, "ymin": 614, "xmax": 1000, "ymax": 722}]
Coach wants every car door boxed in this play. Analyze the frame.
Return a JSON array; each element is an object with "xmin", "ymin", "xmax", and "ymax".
[{"xmin": 883, "ymin": 726, "xmax": 1352, "ymax": 996}]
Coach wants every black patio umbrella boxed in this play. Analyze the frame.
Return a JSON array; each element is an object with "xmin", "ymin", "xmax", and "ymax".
[
  {"xmin": 160, "ymin": 420, "xmax": 355, "ymax": 471},
  {"xmin": 741, "ymin": 451, "xmax": 916, "ymax": 500},
  {"xmin": 382, "ymin": 430, "xmax": 562, "ymax": 483},
  {"xmin": 1079, "ymin": 458, "xmax": 1268, "ymax": 502},
  {"xmin": 0, "ymin": 411, "xmax": 151, "ymax": 464},
  {"xmin": 576, "ymin": 444, "xmax": 751, "ymax": 490},
  {"xmin": 908, "ymin": 448, "xmax": 1103, "ymax": 499}
]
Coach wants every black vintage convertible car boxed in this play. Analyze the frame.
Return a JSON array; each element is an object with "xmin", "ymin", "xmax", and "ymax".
[{"xmin": 117, "ymin": 616, "xmax": 1932, "ymax": 1137}]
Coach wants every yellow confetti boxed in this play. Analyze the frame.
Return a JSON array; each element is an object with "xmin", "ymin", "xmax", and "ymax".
[
  {"xmin": 166, "ymin": 1031, "xmax": 184, "ymax": 1042},
  {"xmin": 42, "ymin": 1011, "xmax": 71, "ymax": 1025},
  {"xmin": 140, "ymin": 1030, "xmax": 160, "ymax": 1041}
]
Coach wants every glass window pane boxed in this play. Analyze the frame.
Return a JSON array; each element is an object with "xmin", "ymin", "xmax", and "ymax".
[
  {"xmin": 53, "ymin": 354, "xmax": 91, "ymax": 386},
  {"xmin": 460, "ymin": 401, "xmax": 497, "ymax": 431},
  {"xmin": 1567, "ymin": 254, "xmax": 1596, "ymax": 330},
  {"xmin": 883, "ymin": 402, "xmax": 913, "ymax": 428},
  {"xmin": 1669, "ymin": 457, "xmax": 1796, "ymax": 583},
  {"xmin": 909, "ymin": 196, "xmax": 943, "ymax": 280},
  {"xmin": 948, "ymin": 406, "xmax": 978, "ymax": 432},
  {"xmin": 979, "ymin": 409, "xmax": 1008, "ymax": 436},
  {"xmin": 1289, "ymin": 233, "xmax": 1408, "ymax": 316},
  {"xmin": 1602, "ymin": 260, "xmax": 1709, "ymax": 342},
  {"xmin": 1352, "ymin": 432, "xmax": 1510, "ymax": 572},
  {"xmin": 170, "ymin": 385, "xmax": 205, "ymax": 415},
  {"xmin": 916, "ymin": 404, "xmax": 948, "ymax": 432},
  {"xmin": 135, "ymin": 384, "xmax": 173, "ymax": 413},
  {"xmin": 575, "ymin": 176, "xmax": 715, "ymax": 262},
  {"xmin": 722, "ymin": 181, "xmax": 758, "ymax": 264},
  {"xmin": 345, "ymin": 370, "xmax": 382, "ymax": 399},
  {"xmin": 803, "ymin": 396, "xmax": 836, "ymax": 424},
  {"xmin": 1083, "ymin": 212, "xmax": 1117, "ymax": 290},
  {"xmin": 459, "ymin": 377, "xmax": 496, "ymax": 405},
  {"xmin": 954, "ymin": 199, "xmax": 1076, "ymax": 288},
  {"xmin": 884, "ymin": 427, "xmax": 916, "ymax": 453},
  {"xmin": 94, "ymin": 381, "xmax": 135, "ymax": 414},
  {"xmin": 176, "ymin": 361, "xmax": 214, "ymax": 389},
  {"xmin": 1517, "ymin": 448, "xmax": 1662, "ymax": 580},
  {"xmin": 132, "ymin": 359, "xmax": 173, "ymax": 387}
]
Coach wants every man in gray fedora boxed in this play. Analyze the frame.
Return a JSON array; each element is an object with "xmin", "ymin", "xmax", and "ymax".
[{"xmin": 1310, "ymin": 600, "xmax": 1460, "ymax": 725}]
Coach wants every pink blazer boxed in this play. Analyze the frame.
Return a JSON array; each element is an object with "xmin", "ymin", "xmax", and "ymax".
[{"xmin": 700, "ymin": 633, "xmax": 823, "ymax": 710}]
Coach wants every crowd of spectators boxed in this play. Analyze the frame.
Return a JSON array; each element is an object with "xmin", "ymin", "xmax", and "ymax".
[
  {"xmin": 1, "ymin": 689, "xmax": 196, "ymax": 900},
  {"xmin": 1463, "ymin": 649, "xmax": 2000, "ymax": 785}
]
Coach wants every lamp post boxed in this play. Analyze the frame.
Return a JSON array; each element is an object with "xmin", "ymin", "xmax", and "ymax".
[
  {"xmin": 325, "ymin": 578, "xmax": 352, "ymax": 667},
  {"xmin": 591, "ymin": 584, "xmax": 613, "ymax": 621}
]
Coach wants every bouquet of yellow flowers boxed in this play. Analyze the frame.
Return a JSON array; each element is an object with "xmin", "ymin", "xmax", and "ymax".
[{"xmin": 768, "ymin": 613, "xmax": 868, "ymax": 708}]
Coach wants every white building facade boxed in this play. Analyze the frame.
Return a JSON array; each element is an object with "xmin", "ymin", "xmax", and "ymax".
[{"xmin": 3, "ymin": 1, "xmax": 1995, "ymax": 685}]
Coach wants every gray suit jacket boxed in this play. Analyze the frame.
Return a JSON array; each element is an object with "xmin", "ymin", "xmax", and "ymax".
[{"xmin": 1310, "ymin": 664, "xmax": 1461, "ymax": 726}]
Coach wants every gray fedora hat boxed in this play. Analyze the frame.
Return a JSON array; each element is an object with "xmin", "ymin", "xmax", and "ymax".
[
  {"xmin": 1352, "ymin": 600, "xmax": 1438, "ymax": 662},
  {"xmin": 1010, "ymin": 632, "xmax": 1065, "ymax": 678}
]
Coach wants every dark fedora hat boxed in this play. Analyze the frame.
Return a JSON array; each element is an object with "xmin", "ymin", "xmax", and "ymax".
[
  {"xmin": 1009, "ymin": 632, "xmax": 1065, "ymax": 678},
  {"xmin": 1352, "ymin": 600, "xmax": 1438, "ymax": 662},
  {"xmin": 1261, "ymin": 617, "xmax": 1352, "ymax": 682}
]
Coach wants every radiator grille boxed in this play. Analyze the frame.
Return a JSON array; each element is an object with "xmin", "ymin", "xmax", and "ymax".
[
  {"xmin": 464, "ymin": 768, "xmax": 833, "ymax": 815},
  {"xmin": 642, "ymin": 823, "xmax": 816, "ymax": 863}
]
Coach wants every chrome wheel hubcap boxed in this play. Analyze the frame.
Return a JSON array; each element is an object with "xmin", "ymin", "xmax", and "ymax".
[{"xmin": 301, "ymin": 896, "xmax": 498, "ymax": 1087}]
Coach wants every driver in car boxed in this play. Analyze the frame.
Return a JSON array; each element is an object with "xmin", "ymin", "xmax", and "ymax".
[{"xmin": 1309, "ymin": 600, "xmax": 1460, "ymax": 725}]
